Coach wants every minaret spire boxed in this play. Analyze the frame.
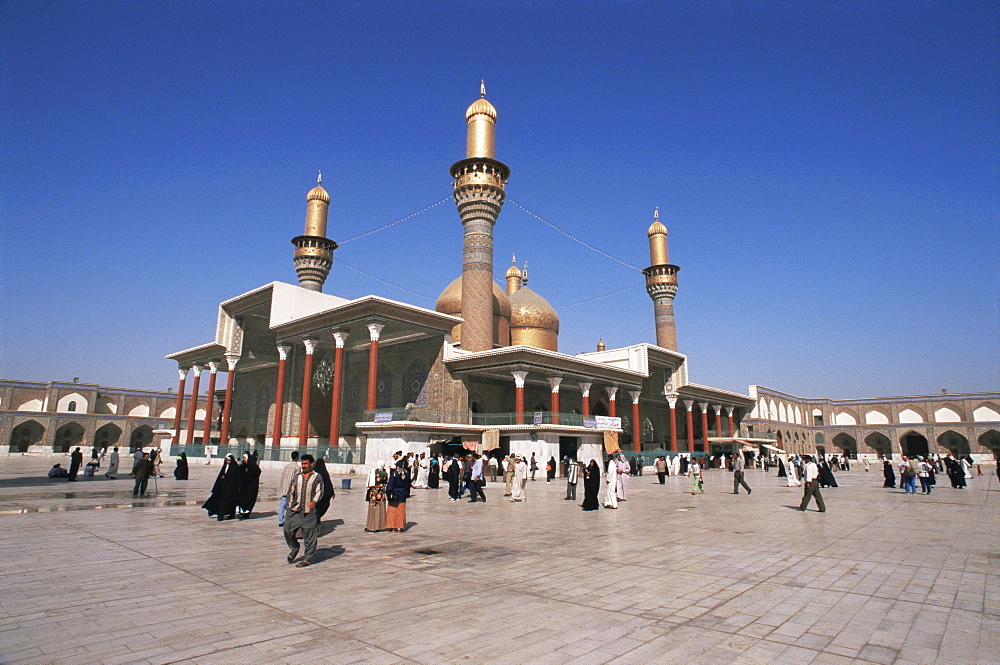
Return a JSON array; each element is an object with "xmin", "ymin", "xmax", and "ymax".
[
  {"xmin": 292, "ymin": 175, "xmax": 338, "ymax": 292},
  {"xmin": 451, "ymin": 84, "xmax": 509, "ymax": 351},
  {"xmin": 643, "ymin": 207, "xmax": 680, "ymax": 350}
]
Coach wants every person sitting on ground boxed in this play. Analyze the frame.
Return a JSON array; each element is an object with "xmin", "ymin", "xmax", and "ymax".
[
  {"xmin": 48, "ymin": 464, "xmax": 69, "ymax": 478},
  {"xmin": 84, "ymin": 457, "xmax": 100, "ymax": 476}
]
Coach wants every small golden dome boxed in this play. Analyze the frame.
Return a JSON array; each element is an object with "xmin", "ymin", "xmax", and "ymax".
[
  {"xmin": 435, "ymin": 276, "xmax": 512, "ymax": 320},
  {"xmin": 509, "ymin": 286, "xmax": 559, "ymax": 333},
  {"xmin": 466, "ymin": 97, "xmax": 497, "ymax": 123},
  {"xmin": 505, "ymin": 262, "xmax": 522, "ymax": 279},
  {"xmin": 307, "ymin": 185, "xmax": 330, "ymax": 204},
  {"xmin": 597, "ymin": 338, "xmax": 606, "ymax": 351},
  {"xmin": 648, "ymin": 220, "xmax": 667, "ymax": 237}
]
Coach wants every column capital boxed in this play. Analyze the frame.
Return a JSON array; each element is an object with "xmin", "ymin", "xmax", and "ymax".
[
  {"xmin": 367, "ymin": 322, "xmax": 385, "ymax": 341},
  {"xmin": 225, "ymin": 353, "xmax": 240, "ymax": 371},
  {"xmin": 277, "ymin": 343, "xmax": 292, "ymax": 360},
  {"xmin": 607, "ymin": 385, "xmax": 619, "ymax": 400},
  {"xmin": 683, "ymin": 399, "xmax": 695, "ymax": 409},
  {"xmin": 579, "ymin": 381, "xmax": 592, "ymax": 396},
  {"xmin": 666, "ymin": 394, "xmax": 679, "ymax": 408},
  {"xmin": 697, "ymin": 401, "xmax": 709, "ymax": 410},
  {"xmin": 303, "ymin": 338, "xmax": 319, "ymax": 355},
  {"xmin": 713, "ymin": 404, "xmax": 723, "ymax": 414},
  {"xmin": 332, "ymin": 330, "xmax": 349, "ymax": 348},
  {"xmin": 208, "ymin": 361, "xmax": 219, "ymax": 373},
  {"xmin": 190, "ymin": 364, "xmax": 203, "ymax": 378},
  {"xmin": 548, "ymin": 376, "xmax": 563, "ymax": 393},
  {"xmin": 177, "ymin": 367, "xmax": 189, "ymax": 381},
  {"xmin": 629, "ymin": 390, "xmax": 642, "ymax": 404},
  {"xmin": 512, "ymin": 371, "xmax": 529, "ymax": 389},
  {"xmin": 725, "ymin": 406, "xmax": 735, "ymax": 416}
]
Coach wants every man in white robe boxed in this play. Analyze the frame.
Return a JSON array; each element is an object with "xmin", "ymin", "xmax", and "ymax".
[
  {"xmin": 616, "ymin": 453, "xmax": 629, "ymax": 500},
  {"xmin": 604, "ymin": 456, "xmax": 618, "ymax": 508},
  {"xmin": 510, "ymin": 456, "xmax": 527, "ymax": 501}
]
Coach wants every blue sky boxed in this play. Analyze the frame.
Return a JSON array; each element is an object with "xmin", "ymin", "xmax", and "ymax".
[{"xmin": 2, "ymin": 0, "xmax": 997, "ymax": 399}]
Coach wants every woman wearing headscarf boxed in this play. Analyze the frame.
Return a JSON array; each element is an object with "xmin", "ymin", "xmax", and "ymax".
[
  {"xmin": 313, "ymin": 456, "xmax": 335, "ymax": 522},
  {"xmin": 236, "ymin": 451, "xmax": 261, "ymax": 519},
  {"xmin": 427, "ymin": 454, "xmax": 440, "ymax": 489},
  {"xmin": 365, "ymin": 461, "xmax": 388, "ymax": 532},
  {"xmin": 385, "ymin": 461, "xmax": 408, "ymax": 532},
  {"xmin": 777, "ymin": 456, "xmax": 787, "ymax": 478},
  {"xmin": 546, "ymin": 456, "xmax": 557, "ymax": 483},
  {"xmin": 173, "ymin": 452, "xmax": 189, "ymax": 480},
  {"xmin": 582, "ymin": 459, "xmax": 601, "ymax": 511},
  {"xmin": 818, "ymin": 457, "xmax": 838, "ymax": 488},
  {"xmin": 444, "ymin": 455, "xmax": 461, "ymax": 500},
  {"xmin": 882, "ymin": 458, "xmax": 896, "ymax": 488},
  {"xmin": 202, "ymin": 454, "xmax": 241, "ymax": 521}
]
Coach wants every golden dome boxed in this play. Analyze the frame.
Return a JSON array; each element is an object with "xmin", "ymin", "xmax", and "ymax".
[
  {"xmin": 509, "ymin": 286, "xmax": 559, "ymax": 333},
  {"xmin": 435, "ymin": 276, "xmax": 512, "ymax": 319},
  {"xmin": 307, "ymin": 172, "xmax": 330, "ymax": 204},
  {"xmin": 505, "ymin": 263, "xmax": 522, "ymax": 280},
  {"xmin": 647, "ymin": 219, "xmax": 667, "ymax": 236},
  {"xmin": 466, "ymin": 98, "xmax": 497, "ymax": 123}
]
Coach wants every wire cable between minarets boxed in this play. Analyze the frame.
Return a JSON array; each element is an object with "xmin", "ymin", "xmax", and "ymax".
[
  {"xmin": 338, "ymin": 196, "xmax": 453, "ymax": 245},
  {"xmin": 508, "ymin": 199, "xmax": 643, "ymax": 272},
  {"xmin": 336, "ymin": 259, "xmax": 437, "ymax": 302}
]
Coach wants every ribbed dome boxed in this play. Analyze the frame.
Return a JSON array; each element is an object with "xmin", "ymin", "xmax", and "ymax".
[
  {"xmin": 647, "ymin": 220, "xmax": 667, "ymax": 237},
  {"xmin": 505, "ymin": 263, "xmax": 522, "ymax": 279},
  {"xmin": 466, "ymin": 97, "xmax": 497, "ymax": 123},
  {"xmin": 435, "ymin": 276, "xmax": 512, "ymax": 319},
  {"xmin": 307, "ymin": 185, "xmax": 330, "ymax": 204},
  {"xmin": 509, "ymin": 286, "xmax": 559, "ymax": 333}
]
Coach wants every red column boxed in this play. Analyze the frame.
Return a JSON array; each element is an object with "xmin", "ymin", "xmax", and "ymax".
[
  {"xmin": 608, "ymin": 386, "xmax": 618, "ymax": 419},
  {"xmin": 298, "ymin": 339, "xmax": 318, "ymax": 446},
  {"xmin": 699, "ymin": 402, "xmax": 710, "ymax": 453},
  {"xmin": 272, "ymin": 344, "xmax": 291, "ymax": 446},
  {"xmin": 579, "ymin": 382, "xmax": 592, "ymax": 417},
  {"xmin": 667, "ymin": 395, "xmax": 678, "ymax": 452},
  {"xmin": 684, "ymin": 399, "xmax": 695, "ymax": 452},
  {"xmin": 549, "ymin": 377, "xmax": 562, "ymax": 425},
  {"xmin": 366, "ymin": 323, "xmax": 384, "ymax": 413},
  {"xmin": 513, "ymin": 371, "xmax": 528, "ymax": 424},
  {"xmin": 727, "ymin": 407, "xmax": 736, "ymax": 438},
  {"xmin": 185, "ymin": 365, "xmax": 202, "ymax": 446},
  {"xmin": 713, "ymin": 405, "xmax": 723, "ymax": 438},
  {"xmin": 219, "ymin": 355, "xmax": 238, "ymax": 446},
  {"xmin": 328, "ymin": 331, "xmax": 348, "ymax": 446},
  {"xmin": 171, "ymin": 367, "xmax": 187, "ymax": 447},
  {"xmin": 201, "ymin": 362, "xmax": 218, "ymax": 445},
  {"xmin": 630, "ymin": 390, "xmax": 641, "ymax": 452}
]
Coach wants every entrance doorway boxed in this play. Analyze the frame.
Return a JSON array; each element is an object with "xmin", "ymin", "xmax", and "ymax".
[{"xmin": 901, "ymin": 432, "xmax": 929, "ymax": 458}]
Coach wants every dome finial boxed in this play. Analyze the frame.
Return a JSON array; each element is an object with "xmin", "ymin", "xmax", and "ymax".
[
  {"xmin": 654, "ymin": 206, "xmax": 659, "ymax": 221},
  {"xmin": 480, "ymin": 79, "xmax": 486, "ymax": 98},
  {"xmin": 522, "ymin": 260, "xmax": 529, "ymax": 286},
  {"xmin": 317, "ymin": 170, "xmax": 322, "ymax": 185},
  {"xmin": 511, "ymin": 253, "xmax": 516, "ymax": 265}
]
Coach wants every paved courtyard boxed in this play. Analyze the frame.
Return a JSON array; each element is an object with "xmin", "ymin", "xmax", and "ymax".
[{"xmin": 0, "ymin": 456, "xmax": 997, "ymax": 665}]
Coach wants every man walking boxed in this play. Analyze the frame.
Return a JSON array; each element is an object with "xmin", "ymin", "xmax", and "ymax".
[
  {"xmin": 283, "ymin": 454, "xmax": 324, "ymax": 568},
  {"xmin": 654, "ymin": 456, "xmax": 667, "ymax": 484},
  {"xmin": 277, "ymin": 450, "xmax": 300, "ymax": 527},
  {"xmin": 132, "ymin": 452, "xmax": 152, "ymax": 497},
  {"xmin": 732, "ymin": 452, "xmax": 752, "ymax": 495},
  {"xmin": 104, "ymin": 447, "xmax": 120, "ymax": 479},
  {"xmin": 797, "ymin": 455, "xmax": 826, "ymax": 512},
  {"xmin": 468, "ymin": 454, "xmax": 487, "ymax": 502}
]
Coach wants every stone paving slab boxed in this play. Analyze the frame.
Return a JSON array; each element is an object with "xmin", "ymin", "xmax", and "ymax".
[{"xmin": 0, "ymin": 457, "xmax": 997, "ymax": 664}]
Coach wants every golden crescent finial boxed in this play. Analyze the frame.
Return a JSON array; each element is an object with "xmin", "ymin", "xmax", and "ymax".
[
  {"xmin": 654, "ymin": 206, "xmax": 659, "ymax": 221},
  {"xmin": 317, "ymin": 171, "xmax": 322, "ymax": 185},
  {"xmin": 480, "ymin": 80, "xmax": 486, "ymax": 98},
  {"xmin": 511, "ymin": 253, "xmax": 516, "ymax": 265}
]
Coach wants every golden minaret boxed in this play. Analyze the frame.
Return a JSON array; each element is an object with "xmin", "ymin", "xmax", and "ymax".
[
  {"xmin": 450, "ymin": 82, "xmax": 510, "ymax": 351},
  {"xmin": 292, "ymin": 172, "xmax": 338, "ymax": 292},
  {"xmin": 642, "ymin": 207, "xmax": 680, "ymax": 350}
]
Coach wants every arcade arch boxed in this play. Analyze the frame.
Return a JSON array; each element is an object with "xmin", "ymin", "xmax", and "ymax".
[
  {"xmin": 978, "ymin": 430, "xmax": 1000, "ymax": 454},
  {"xmin": 832, "ymin": 433, "xmax": 858, "ymax": 457},
  {"xmin": 864, "ymin": 408, "xmax": 890, "ymax": 425},
  {"xmin": 130, "ymin": 425, "xmax": 153, "ymax": 452},
  {"xmin": 898, "ymin": 406, "xmax": 926, "ymax": 424},
  {"xmin": 54, "ymin": 422, "xmax": 85, "ymax": 453},
  {"xmin": 834, "ymin": 408, "xmax": 858, "ymax": 426},
  {"xmin": 937, "ymin": 430, "xmax": 970, "ymax": 457},
  {"xmin": 973, "ymin": 403, "xmax": 1000, "ymax": 422},
  {"xmin": 94, "ymin": 423, "xmax": 123, "ymax": 450},
  {"xmin": 900, "ymin": 430, "xmax": 929, "ymax": 458},
  {"xmin": 57, "ymin": 392, "xmax": 88, "ymax": 413},
  {"xmin": 934, "ymin": 406, "xmax": 963, "ymax": 423},
  {"xmin": 865, "ymin": 432, "xmax": 892, "ymax": 458},
  {"xmin": 9, "ymin": 420, "xmax": 44, "ymax": 453}
]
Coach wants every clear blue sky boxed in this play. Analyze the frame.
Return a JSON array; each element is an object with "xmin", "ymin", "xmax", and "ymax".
[{"xmin": 2, "ymin": 1, "xmax": 997, "ymax": 400}]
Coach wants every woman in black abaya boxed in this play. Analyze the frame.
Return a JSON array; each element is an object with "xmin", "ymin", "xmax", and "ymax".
[
  {"xmin": 313, "ymin": 456, "xmax": 335, "ymax": 522},
  {"xmin": 203, "ymin": 454, "xmax": 241, "ymax": 520},
  {"xmin": 173, "ymin": 452, "xmax": 189, "ymax": 480},
  {"xmin": 777, "ymin": 458, "xmax": 787, "ymax": 477},
  {"xmin": 818, "ymin": 458, "xmax": 839, "ymax": 488},
  {"xmin": 236, "ymin": 451, "xmax": 261, "ymax": 519},
  {"xmin": 882, "ymin": 459, "xmax": 896, "ymax": 488},
  {"xmin": 581, "ymin": 459, "xmax": 601, "ymax": 511}
]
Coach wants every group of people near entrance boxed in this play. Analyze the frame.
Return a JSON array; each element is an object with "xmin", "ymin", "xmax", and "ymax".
[
  {"xmin": 880, "ymin": 452, "xmax": 976, "ymax": 492},
  {"xmin": 201, "ymin": 451, "xmax": 265, "ymax": 521}
]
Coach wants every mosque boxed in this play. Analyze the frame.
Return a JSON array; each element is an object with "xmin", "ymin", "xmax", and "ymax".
[{"xmin": 161, "ymin": 87, "xmax": 757, "ymax": 467}]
